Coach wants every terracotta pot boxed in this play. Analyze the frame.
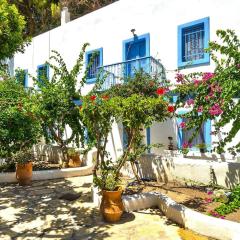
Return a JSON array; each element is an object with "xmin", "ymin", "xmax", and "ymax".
[
  {"xmin": 100, "ymin": 187, "xmax": 124, "ymax": 222},
  {"xmin": 16, "ymin": 162, "xmax": 33, "ymax": 186},
  {"xmin": 68, "ymin": 154, "xmax": 82, "ymax": 168}
]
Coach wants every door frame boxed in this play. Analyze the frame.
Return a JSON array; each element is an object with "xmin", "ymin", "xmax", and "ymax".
[{"xmin": 122, "ymin": 33, "xmax": 150, "ymax": 61}]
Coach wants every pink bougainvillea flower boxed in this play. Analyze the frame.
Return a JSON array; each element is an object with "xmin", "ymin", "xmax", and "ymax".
[
  {"xmin": 182, "ymin": 141, "xmax": 192, "ymax": 149},
  {"xmin": 204, "ymin": 198, "xmax": 213, "ymax": 203},
  {"xmin": 167, "ymin": 105, "xmax": 175, "ymax": 113},
  {"xmin": 90, "ymin": 95, "xmax": 97, "ymax": 101},
  {"xmin": 175, "ymin": 73, "xmax": 184, "ymax": 83},
  {"xmin": 205, "ymin": 95, "xmax": 210, "ymax": 101},
  {"xmin": 179, "ymin": 122, "xmax": 186, "ymax": 129},
  {"xmin": 202, "ymin": 72, "xmax": 215, "ymax": 81},
  {"xmin": 220, "ymin": 216, "xmax": 225, "ymax": 219},
  {"xmin": 209, "ymin": 104, "xmax": 223, "ymax": 116},
  {"xmin": 186, "ymin": 99, "xmax": 194, "ymax": 105},
  {"xmin": 197, "ymin": 106, "xmax": 203, "ymax": 113},
  {"xmin": 194, "ymin": 79, "xmax": 200, "ymax": 87},
  {"xmin": 211, "ymin": 84, "xmax": 222, "ymax": 93},
  {"xmin": 207, "ymin": 191, "xmax": 213, "ymax": 195},
  {"xmin": 156, "ymin": 88, "xmax": 166, "ymax": 95}
]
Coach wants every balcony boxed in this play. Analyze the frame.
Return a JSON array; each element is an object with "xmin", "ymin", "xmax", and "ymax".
[{"xmin": 97, "ymin": 56, "xmax": 166, "ymax": 91}]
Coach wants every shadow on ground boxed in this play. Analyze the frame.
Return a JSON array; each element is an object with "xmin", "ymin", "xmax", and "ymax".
[{"xmin": 0, "ymin": 176, "xmax": 135, "ymax": 239}]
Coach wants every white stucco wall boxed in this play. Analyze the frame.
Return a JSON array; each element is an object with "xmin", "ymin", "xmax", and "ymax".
[{"xmin": 13, "ymin": 0, "xmax": 240, "ymax": 160}]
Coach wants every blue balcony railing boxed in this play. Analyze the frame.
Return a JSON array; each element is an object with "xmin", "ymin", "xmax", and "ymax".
[{"xmin": 98, "ymin": 56, "xmax": 166, "ymax": 91}]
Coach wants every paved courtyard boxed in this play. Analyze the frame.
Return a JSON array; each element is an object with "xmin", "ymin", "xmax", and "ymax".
[{"xmin": 0, "ymin": 175, "xmax": 208, "ymax": 240}]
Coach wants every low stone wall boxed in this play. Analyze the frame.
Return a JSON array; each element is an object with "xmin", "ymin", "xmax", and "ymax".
[
  {"xmin": 0, "ymin": 165, "xmax": 93, "ymax": 183},
  {"xmin": 92, "ymin": 189, "xmax": 240, "ymax": 240},
  {"xmin": 122, "ymin": 151, "xmax": 240, "ymax": 189}
]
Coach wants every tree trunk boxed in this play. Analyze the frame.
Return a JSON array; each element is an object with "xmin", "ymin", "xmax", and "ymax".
[{"xmin": 130, "ymin": 161, "xmax": 142, "ymax": 183}]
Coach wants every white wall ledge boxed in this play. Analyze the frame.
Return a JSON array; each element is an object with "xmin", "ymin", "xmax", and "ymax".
[
  {"xmin": 123, "ymin": 192, "xmax": 240, "ymax": 240},
  {"xmin": 0, "ymin": 165, "xmax": 93, "ymax": 183},
  {"xmin": 92, "ymin": 189, "xmax": 240, "ymax": 240}
]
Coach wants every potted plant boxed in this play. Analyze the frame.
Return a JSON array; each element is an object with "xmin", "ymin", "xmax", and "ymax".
[
  {"xmin": 13, "ymin": 149, "xmax": 34, "ymax": 185},
  {"xmin": 67, "ymin": 148, "xmax": 82, "ymax": 167},
  {"xmin": 195, "ymin": 143, "xmax": 208, "ymax": 153},
  {"xmin": 94, "ymin": 164, "xmax": 124, "ymax": 223},
  {"xmin": 0, "ymin": 77, "xmax": 41, "ymax": 185}
]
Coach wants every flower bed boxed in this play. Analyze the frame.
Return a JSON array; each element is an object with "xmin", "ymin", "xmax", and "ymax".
[{"xmin": 123, "ymin": 179, "xmax": 240, "ymax": 223}]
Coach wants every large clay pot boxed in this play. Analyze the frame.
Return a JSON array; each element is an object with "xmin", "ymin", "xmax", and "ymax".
[
  {"xmin": 16, "ymin": 162, "xmax": 33, "ymax": 186},
  {"xmin": 100, "ymin": 187, "xmax": 124, "ymax": 222},
  {"xmin": 68, "ymin": 154, "xmax": 82, "ymax": 168}
]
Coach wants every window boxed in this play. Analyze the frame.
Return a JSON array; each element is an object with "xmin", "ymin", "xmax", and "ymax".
[
  {"xmin": 85, "ymin": 48, "xmax": 103, "ymax": 84},
  {"xmin": 177, "ymin": 113, "xmax": 211, "ymax": 151},
  {"xmin": 37, "ymin": 64, "xmax": 49, "ymax": 84},
  {"xmin": 178, "ymin": 17, "xmax": 210, "ymax": 68},
  {"xmin": 16, "ymin": 69, "xmax": 28, "ymax": 87}
]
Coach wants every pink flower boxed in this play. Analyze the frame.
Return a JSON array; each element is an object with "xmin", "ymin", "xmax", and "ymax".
[
  {"xmin": 179, "ymin": 122, "xmax": 186, "ymax": 129},
  {"xmin": 182, "ymin": 142, "xmax": 192, "ymax": 149},
  {"xmin": 220, "ymin": 216, "xmax": 225, "ymax": 219},
  {"xmin": 186, "ymin": 99, "xmax": 194, "ymax": 105},
  {"xmin": 204, "ymin": 198, "xmax": 213, "ymax": 203},
  {"xmin": 209, "ymin": 104, "xmax": 223, "ymax": 116},
  {"xmin": 211, "ymin": 84, "xmax": 222, "ymax": 93},
  {"xmin": 197, "ymin": 106, "xmax": 203, "ymax": 113},
  {"xmin": 175, "ymin": 73, "xmax": 184, "ymax": 83},
  {"xmin": 194, "ymin": 79, "xmax": 200, "ymax": 87},
  {"xmin": 237, "ymin": 64, "xmax": 240, "ymax": 69},
  {"xmin": 207, "ymin": 191, "xmax": 213, "ymax": 195},
  {"xmin": 202, "ymin": 72, "xmax": 215, "ymax": 81}
]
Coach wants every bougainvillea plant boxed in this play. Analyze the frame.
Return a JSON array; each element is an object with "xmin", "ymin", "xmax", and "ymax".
[
  {"xmin": 174, "ymin": 30, "xmax": 240, "ymax": 155},
  {"xmin": 32, "ymin": 44, "xmax": 90, "ymax": 165},
  {"xmin": 104, "ymin": 70, "xmax": 173, "ymax": 182},
  {"xmin": 80, "ymin": 93, "xmax": 119, "ymax": 190},
  {"xmin": 81, "ymin": 70, "xmax": 174, "ymax": 189}
]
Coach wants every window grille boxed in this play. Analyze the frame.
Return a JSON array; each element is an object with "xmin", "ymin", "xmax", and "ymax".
[
  {"xmin": 182, "ymin": 23, "xmax": 204, "ymax": 62},
  {"xmin": 87, "ymin": 52, "xmax": 100, "ymax": 79}
]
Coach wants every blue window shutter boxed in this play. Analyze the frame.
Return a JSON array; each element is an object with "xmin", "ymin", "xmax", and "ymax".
[
  {"xmin": 37, "ymin": 64, "xmax": 49, "ymax": 86},
  {"xmin": 24, "ymin": 70, "xmax": 28, "ymax": 88},
  {"xmin": 16, "ymin": 69, "xmax": 28, "ymax": 87},
  {"xmin": 85, "ymin": 48, "xmax": 103, "ymax": 84},
  {"xmin": 146, "ymin": 127, "xmax": 151, "ymax": 153},
  {"xmin": 177, "ymin": 113, "xmax": 211, "ymax": 151},
  {"xmin": 176, "ymin": 117, "xmax": 183, "ymax": 149},
  {"xmin": 122, "ymin": 33, "xmax": 150, "ymax": 77},
  {"xmin": 204, "ymin": 119, "xmax": 212, "ymax": 151},
  {"xmin": 178, "ymin": 17, "xmax": 210, "ymax": 68}
]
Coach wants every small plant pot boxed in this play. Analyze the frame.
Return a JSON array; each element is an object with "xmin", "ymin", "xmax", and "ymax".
[
  {"xmin": 100, "ymin": 187, "xmax": 124, "ymax": 223},
  {"xmin": 200, "ymin": 148, "xmax": 206, "ymax": 153},
  {"xmin": 68, "ymin": 155, "xmax": 82, "ymax": 168},
  {"xmin": 16, "ymin": 162, "xmax": 33, "ymax": 186}
]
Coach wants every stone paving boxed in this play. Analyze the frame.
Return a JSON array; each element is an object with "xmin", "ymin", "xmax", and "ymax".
[{"xmin": 0, "ymin": 175, "xmax": 208, "ymax": 240}]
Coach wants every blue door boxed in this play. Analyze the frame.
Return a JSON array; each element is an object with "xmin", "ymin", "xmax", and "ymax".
[{"xmin": 123, "ymin": 34, "xmax": 150, "ymax": 77}]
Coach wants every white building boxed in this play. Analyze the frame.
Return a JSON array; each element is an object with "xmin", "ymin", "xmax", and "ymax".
[{"xmin": 13, "ymin": 0, "xmax": 240, "ymax": 161}]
